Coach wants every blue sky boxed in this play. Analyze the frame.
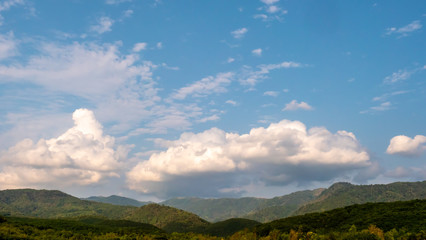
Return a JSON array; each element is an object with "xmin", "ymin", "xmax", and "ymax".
[{"xmin": 0, "ymin": 0, "xmax": 425, "ymax": 201}]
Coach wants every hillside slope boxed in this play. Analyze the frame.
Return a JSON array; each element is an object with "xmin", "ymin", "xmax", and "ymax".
[
  {"xmin": 294, "ymin": 181, "xmax": 426, "ymax": 216},
  {"xmin": 0, "ymin": 189, "xmax": 132, "ymax": 219},
  {"xmin": 0, "ymin": 189, "xmax": 210, "ymax": 233},
  {"xmin": 162, "ymin": 189, "xmax": 322, "ymax": 222},
  {"xmin": 255, "ymin": 199, "xmax": 426, "ymax": 236},
  {"xmin": 83, "ymin": 195, "xmax": 150, "ymax": 207},
  {"xmin": 125, "ymin": 203, "xmax": 210, "ymax": 233}
]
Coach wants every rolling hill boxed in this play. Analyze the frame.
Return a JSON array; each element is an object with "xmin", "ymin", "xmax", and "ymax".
[
  {"xmin": 0, "ymin": 189, "xmax": 209, "ymax": 233},
  {"xmin": 254, "ymin": 199, "xmax": 426, "ymax": 237},
  {"xmin": 83, "ymin": 195, "xmax": 150, "ymax": 207},
  {"xmin": 293, "ymin": 181, "xmax": 426, "ymax": 216}
]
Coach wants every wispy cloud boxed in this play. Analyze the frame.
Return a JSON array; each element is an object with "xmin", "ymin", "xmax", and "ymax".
[
  {"xmin": 255, "ymin": 0, "xmax": 287, "ymax": 22},
  {"xmin": 386, "ymin": 20, "xmax": 422, "ymax": 37},
  {"xmin": 91, "ymin": 16, "xmax": 114, "ymax": 34},
  {"xmin": 0, "ymin": 32, "xmax": 17, "ymax": 59},
  {"xmin": 360, "ymin": 102, "xmax": 392, "ymax": 114},
  {"xmin": 239, "ymin": 61, "xmax": 302, "ymax": 88},
  {"xmin": 0, "ymin": 0, "xmax": 25, "ymax": 25},
  {"xmin": 231, "ymin": 27, "xmax": 248, "ymax": 39},
  {"xmin": 383, "ymin": 69, "xmax": 412, "ymax": 84},
  {"xmin": 263, "ymin": 91, "xmax": 279, "ymax": 97},
  {"xmin": 226, "ymin": 100, "xmax": 237, "ymax": 106},
  {"xmin": 132, "ymin": 42, "xmax": 147, "ymax": 52},
  {"xmin": 282, "ymin": 100, "xmax": 313, "ymax": 111},
  {"xmin": 170, "ymin": 72, "xmax": 234, "ymax": 100},
  {"xmin": 252, "ymin": 48, "xmax": 262, "ymax": 56}
]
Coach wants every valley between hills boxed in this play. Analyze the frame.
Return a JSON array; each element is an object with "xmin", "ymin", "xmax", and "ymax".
[{"xmin": 0, "ymin": 181, "xmax": 425, "ymax": 239}]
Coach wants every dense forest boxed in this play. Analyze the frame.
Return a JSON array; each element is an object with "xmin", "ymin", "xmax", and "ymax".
[{"xmin": 0, "ymin": 199, "xmax": 424, "ymax": 239}]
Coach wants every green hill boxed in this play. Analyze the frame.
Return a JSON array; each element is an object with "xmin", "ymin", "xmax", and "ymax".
[
  {"xmin": 162, "ymin": 189, "xmax": 321, "ymax": 222},
  {"xmin": 201, "ymin": 218, "xmax": 260, "ymax": 237},
  {"xmin": 125, "ymin": 203, "xmax": 210, "ymax": 233},
  {"xmin": 294, "ymin": 181, "xmax": 426, "ymax": 216},
  {"xmin": 83, "ymin": 195, "xmax": 150, "ymax": 207},
  {"xmin": 254, "ymin": 199, "xmax": 426, "ymax": 237},
  {"xmin": 0, "ymin": 189, "xmax": 210, "ymax": 233},
  {"xmin": 0, "ymin": 189, "xmax": 132, "ymax": 219}
]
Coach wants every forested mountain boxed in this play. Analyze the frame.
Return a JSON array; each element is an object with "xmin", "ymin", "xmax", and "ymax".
[
  {"xmin": 0, "ymin": 189, "xmax": 208, "ymax": 233},
  {"xmin": 161, "ymin": 189, "xmax": 322, "ymax": 222},
  {"xmin": 162, "ymin": 181, "xmax": 426, "ymax": 223},
  {"xmin": 294, "ymin": 181, "xmax": 426, "ymax": 215},
  {"xmin": 0, "ymin": 189, "xmax": 131, "ymax": 219},
  {"xmin": 254, "ymin": 199, "xmax": 426, "ymax": 238},
  {"xmin": 124, "ymin": 203, "xmax": 209, "ymax": 233},
  {"xmin": 83, "ymin": 195, "xmax": 150, "ymax": 207}
]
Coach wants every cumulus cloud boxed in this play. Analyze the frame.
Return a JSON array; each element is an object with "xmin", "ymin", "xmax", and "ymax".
[
  {"xmin": 0, "ymin": 109, "xmax": 129, "ymax": 189},
  {"xmin": 91, "ymin": 16, "xmax": 114, "ymax": 34},
  {"xmin": 133, "ymin": 42, "xmax": 147, "ymax": 52},
  {"xmin": 127, "ymin": 120, "xmax": 370, "ymax": 197},
  {"xmin": 283, "ymin": 100, "xmax": 313, "ymax": 111},
  {"xmin": 226, "ymin": 100, "xmax": 237, "ymax": 106},
  {"xmin": 231, "ymin": 27, "xmax": 248, "ymax": 39},
  {"xmin": 0, "ymin": 32, "xmax": 17, "ymax": 60},
  {"xmin": 386, "ymin": 20, "xmax": 422, "ymax": 37},
  {"xmin": 170, "ymin": 72, "xmax": 234, "ymax": 100},
  {"xmin": 386, "ymin": 135, "xmax": 426, "ymax": 157}
]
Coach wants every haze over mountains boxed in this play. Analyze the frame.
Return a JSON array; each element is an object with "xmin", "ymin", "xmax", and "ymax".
[
  {"xmin": 0, "ymin": 180, "xmax": 425, "ymax": 238},
  {"xmin": 84, "ymin": 181, "xmax": 426, "ymax": 222}
]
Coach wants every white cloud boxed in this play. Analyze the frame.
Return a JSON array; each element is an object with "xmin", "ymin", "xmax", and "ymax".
[
  {"xmin": 386, "ymin": 20, "xmax": 422, "ymax": 37},
  {"xmin": 252, "ymin": 48, "xmax": 262, "ymax": 56},
  {"xmin": 256, "ymin": 0, "xmax": 287, "ymax": 22},
  {"xmin": 0, "ymin": 109, "xmax": 129, "ymax": 189},
  {"xmin": 105, "ymin": 0, "xmax": 132, "ymax": 4},
  {"xmin": 383, "ymin": 69, "xmax": 412, "ymax": 84},
  {"xmin": 231, "ymin": 27, "xmax": 248, "ymax": 39},
  {"xmin": 386, "ymin": 135, "xmax": 426, "ymax": 157},
  {"xmin": 372, "ymin": 91, "xmax": 408, "ymax": 102},
  {"xmin": 263, "ymin": 91, "xmax": 279, "ymax": 97},
  {"xmin": 156, "ymin": 42, "xmax": 163, "ymax": 49},
  {"xmin": 226, "ymin": 100, "xmax": 237, "ymax": 106},
  {"xmin": 0, "ymin": 42, "xmax": 155, "ymax": 101},
  {"xmin": 0, "ymin": 32, "xmax": 17, "ymax": 60},
  {"xmin": 127, "ymin": 119, "xmax": 370, "ymax": 197},
  {"xmin": 260, "ymin": 0, "xmax": 279, "ymax": 5},
  {"xmin": 266, "ymin": 5, "xmax": 280, "ymax": 13},
  {"xmin": 122, "ymin": 9, "xmax": 133, "ymax": 18},
  {"xmin": 227, "ymin": 57, "xmax": 235, "ymax": 63},
  {"xmin": 0, "ymin": 0, "xmax": 25, "ymax": 26},
  {"xmin": 283, "ymin": 100, "xmax": 313, "ymax": 111},
  {"xmin": 239, "ymin": 61, "xmax": 301, "ymax": 87},
  {"xmin": 91, "ymin": 16, "xmax": 114, "ymax": 34},
  {"xmin": 133, "ymin": 42, "xmax": 147, "ymax": 52},
  {"xmin": 170, "ymin": 72, "xmax": 234, "ymax": 100},
  {"xmin": 197, "ymin": 114, "xmax": 220, "ymax": 123},
  {"xmin": 370, "ymin": 101, "xmax": 391, "ymax": 111}
]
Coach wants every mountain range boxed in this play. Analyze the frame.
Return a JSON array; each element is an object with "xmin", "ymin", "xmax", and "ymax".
[
  {"xmin": 0, "ymin": 180, "xmax": 424, "ymax": 235},
  {"xmin": 85, "ymin": 181, "xmax": 426, "ymax": 222}
]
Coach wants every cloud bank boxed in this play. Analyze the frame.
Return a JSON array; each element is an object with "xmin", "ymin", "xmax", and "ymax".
[
  {"xmin": 0, "ymin": 109, "xmax": 128, "ymax": 189},
  {"xmin": 127, "ymin": 120, "xmax": 370, "ymax": 198}
]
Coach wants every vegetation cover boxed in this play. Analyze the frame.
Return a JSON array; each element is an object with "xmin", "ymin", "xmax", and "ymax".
[
  {"xmin": 0, "ymin": 199, "xmax": 425, "ymax": 239},
  {"xmin": 83, "ymin": 195, "xmax": 150, "ymax": 207}
]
